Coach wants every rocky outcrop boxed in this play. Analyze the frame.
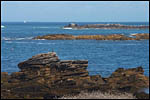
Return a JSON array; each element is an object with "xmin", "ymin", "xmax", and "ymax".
[
  {"xmin": 105, "ymin": 67, "xmax": 149, "ymax": 93},
  {"xmin": 68, "ymin": 23, "xmax": 78, "ymax": 27},
  {"xmin": 33, "ymin": 34, "xmax": 75, "ymax": 40},
  {"xmin": 1, "ymin": 52, "xmax": 104, "ymax": 99},
  {"xmin": 1, "ymin": 52, "xmax": 149, "ymax": 99},
  {"xmin": 131, "ymin": 33, "xmax": 149, "ymax": 40},
  {"xmin": 33, "ymin": 33, "xmax": 149, "ymax": 40},
  {"xmin": 63, "ymin": 23, "xmax": 149, "ymax": 29}
]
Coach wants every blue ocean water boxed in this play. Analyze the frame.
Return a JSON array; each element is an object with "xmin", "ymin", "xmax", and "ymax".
[{"xmin": 1, "ymin": 22, "xmax": 149, "ymax": 78}]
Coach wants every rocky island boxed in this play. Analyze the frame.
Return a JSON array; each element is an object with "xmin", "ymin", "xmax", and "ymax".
[
  {"xmin": 63, "ymin": 23, "xmax": 149, "ymax": 29},
  {"xmin": 1, "ymin": 52, "xmax": 149, "ymax": 99},
  {"xmin": 33, "ymin": 33, "xmax": 149, "ymax": 40}
]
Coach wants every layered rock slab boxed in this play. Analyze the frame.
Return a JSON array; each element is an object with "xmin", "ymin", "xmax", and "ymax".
[
  {"xmin": 1, "ymin": 52, "xmax": 149, "ymax": 99},
  {"xmin": 1, "ymin": 52, "xmax": 104, "ymax": 99}
]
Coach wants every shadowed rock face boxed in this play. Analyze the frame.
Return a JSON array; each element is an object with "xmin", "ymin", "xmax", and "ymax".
[
  {"xmin": 33, "ymin": 33, "xmax": 149, "ymax": 40},
  {"xmin": 63, "ymin": 23, "xmax": 149, "ymax": 29},
  {"xmin": 1, "ymin": 52, "xmax": 149, "ymax": 99},
  {"xmin": 106, "ymin": 67, "xmax": 149, "ymax": 93}
]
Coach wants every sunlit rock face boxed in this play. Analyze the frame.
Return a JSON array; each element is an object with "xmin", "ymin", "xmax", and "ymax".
[{"xmin": 1, "ymin": 52, "xmax": 149, "ymax": 99}]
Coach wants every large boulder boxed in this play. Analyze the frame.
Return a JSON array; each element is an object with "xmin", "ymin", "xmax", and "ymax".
[{"xmin": 105, "ymin": 67, "xmax": 149, "ymax": 93}]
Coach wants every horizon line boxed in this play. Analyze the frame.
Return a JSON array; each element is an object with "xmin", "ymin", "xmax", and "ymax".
[{"xmin": 1, "ymin": 21, "xmax": 149, "ymax": 23}]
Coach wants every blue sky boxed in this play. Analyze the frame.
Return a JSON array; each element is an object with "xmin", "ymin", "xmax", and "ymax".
[{"xmin": 1, "ymin": 1, "xmax": 149, "ymax": 22}]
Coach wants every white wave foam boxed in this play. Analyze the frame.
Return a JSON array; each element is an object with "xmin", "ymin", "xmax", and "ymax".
[
  {"xmin": 2, "ymin": 37, "xmax": 33, "ymax": 41},
  {"xmin": 62, "ymin": 27, "xmax": 73, "ymax": 30},
  {"xmin": 37, "ymin": 43, "xmax": 55, "ymax": 44},
  {"xmin": 36, "ymin": 39, "xmax": 46, "ymax": 40},
  {"xmin": 130, "ymin": 33, "xmax": 138, "ymax": 36},
  {"xmin": 5, "ymin": 41, "xmax": 56, "ymax": 44},
  {"xmin": 33, "ymin": 27, "xmax": 52, "ymax": 29},
  {"xmin": 14, "ymin": 42, "xmax": 35, "ymax": 44},
  {"xmin": 2, "ymin": 37, "xmax": 11, "ymax": 40},
  {"xmin": 5, "ymin": 41, "xmax": 12, "ymax": 43},
  {"xmin": 1, "ymin": 25, "xmax": 5, "ymax": 28}
]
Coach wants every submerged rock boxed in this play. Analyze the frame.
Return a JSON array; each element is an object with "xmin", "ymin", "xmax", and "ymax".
[{"xmin": 1, "ymin": 52, "xmax": 149, "ymax": 99}]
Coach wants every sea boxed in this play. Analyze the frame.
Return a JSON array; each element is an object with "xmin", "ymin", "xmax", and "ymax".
[{"xmin": 1, "ymin": 22, "xmax": 149, "ymax": 78}]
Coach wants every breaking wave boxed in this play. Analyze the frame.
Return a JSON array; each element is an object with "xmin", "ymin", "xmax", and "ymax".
[
  {"xmin": 62, "ymin": 27, "xmax": 73, "ymax": 30},
  {"xmin": 2, "ymin": 37, "xmax": 33, "ymax": 41},
  {"xmin": 1, "ymin": 25, "xmax": 5, "ymax": 28},
  {"xmin": 33, "ymin": 27, "xmax": 59, "ymax": 29}
]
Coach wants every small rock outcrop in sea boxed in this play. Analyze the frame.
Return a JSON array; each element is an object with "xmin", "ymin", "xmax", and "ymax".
[
  {"xmin": 1, "ymin": 52, "xmax": 149, "ymax": 99},
  {"xmin": 131, "ymin": 33, "xmax": 150, "ymax": 40},
  {"xmin": 63, "ymin": 23, "xmax": 149, "ymax": 29},
  {"xmin": 68, "ymin": 23, "xmax": 78, "ymax": 27},
  {"xmin": 33, "ymin": 34, "xmax": 75, "ymax": 40},
  {"xmin": 33, "ymin": 33, "xmax": 149, "ymax": 40}
]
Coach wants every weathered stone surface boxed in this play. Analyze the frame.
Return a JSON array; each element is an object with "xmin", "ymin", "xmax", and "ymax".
[
  {"xmin": 134, "ymin": 92, "xmax": 149, "ymax": 99},
  {"xmin": 105, "ymin": 67, "xmax": 149, "ymax": 93},
  {"xmin": 1, "ymin": 72, "xmax": 10, "ymax": 84},
  {"xmin": 1, "ymin": 52, "xmax": 149, "ymax": 99},
  {"xmin": 131, "ymin": 33, "xmax": 149, "ymax": 40},
  {"xmin": 18, "ymin": 52, "xmax": 59, "ymax": 69}
]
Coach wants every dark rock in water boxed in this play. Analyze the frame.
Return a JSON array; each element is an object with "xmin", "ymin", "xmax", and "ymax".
[
  {"xmin": 131, "ymin": 33, "xmax": 149, "ymax": 40},
  {"xmin": 68, "ymin": 23, "xmax": 78, "ymax": 27},
  {"xmin": 106, "ymin": 66, "xmax": 149, "ymax": 93},
  {"xmin": 33, "ymin": 33, "xmax": 149, "ymax": 40},
  {"xmin": 63, "ymin": 23, "xmax": 149, "ymax": 29},
  {"xmin": 1, "ymin": 52, "xmax": 149, "ymax": 99},
  {"xmin": 33, "ymin": 34, "xmax": 75, "ymax": 40}
]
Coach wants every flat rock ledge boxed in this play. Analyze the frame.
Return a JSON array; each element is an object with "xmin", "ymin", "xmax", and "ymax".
[
  {"xmin": 1, "ymin": 52, "xmax": 149, "ymax": 99},
  {"xmin": 33, "ymin": 33, "xmax": 149, "ymax": 40}
]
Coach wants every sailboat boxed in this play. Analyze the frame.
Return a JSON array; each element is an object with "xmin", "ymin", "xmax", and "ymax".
[{"xmin": 24, "ymin": 21, "xmax": 27, "ymax": 23}]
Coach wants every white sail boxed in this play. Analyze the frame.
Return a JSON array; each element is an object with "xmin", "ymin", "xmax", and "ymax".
[{"xmin": 1, "ymin": 25, "xmax": 5, "ymax": 28}]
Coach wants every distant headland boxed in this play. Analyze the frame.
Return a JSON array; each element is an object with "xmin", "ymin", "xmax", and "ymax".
[{"xmin": 63, "ymin": 23, "xmax": 149, "ymax": 29}]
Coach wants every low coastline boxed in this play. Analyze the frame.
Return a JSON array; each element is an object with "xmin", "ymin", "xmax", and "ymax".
[
  {"xmin": 33, "ymin": 33, "xmax": 149, "ymax": 40},
  {"xmin": 63, "ymin": 23, "xmax": 149, "ymax": 29}
]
